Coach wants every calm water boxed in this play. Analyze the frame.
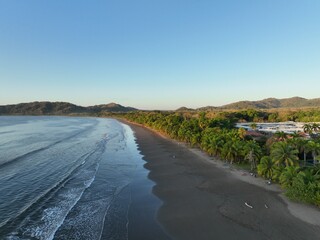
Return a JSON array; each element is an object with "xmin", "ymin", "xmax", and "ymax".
[{"xmin": 0, "ymin": 116, "xmax": 153, "ymax": 239}]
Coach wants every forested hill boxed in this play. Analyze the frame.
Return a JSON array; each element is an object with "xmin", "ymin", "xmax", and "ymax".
[
  {"xmin": 2, "ymin": 97, "xmax": 320, "ymax": 115},
  {"xmin": 197, "ymin": 97, "xmax": 320, "ymax": 111},
  {"xmin": 0, "ymin": 102, "xmax": 137, "ymax": 115}
]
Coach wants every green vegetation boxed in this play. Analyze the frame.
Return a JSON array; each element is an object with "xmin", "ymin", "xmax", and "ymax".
[
  {"xmin": 219, "ymin": 97, "xmax": 320, "ymax": 110},
  {"xmin": 121, "ymin": 111, "xmax": 320, "ymax": 207},
  {"xmin": 0, "ymin": 101, "xmax": 136, "ymax": 115},
  {"xmin": 2, "ymin": 99, "xmax": 320, "ymax": 206}
]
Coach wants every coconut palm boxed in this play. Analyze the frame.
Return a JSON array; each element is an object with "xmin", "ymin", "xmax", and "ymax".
[
  {"xmin": 221, "ymin": 133, "xmax": 246, "ymax": 163},
  {"xmin": 311, "ymin": 123, "xmax": 320, "ymax": 133},
  {"xmin": 290, "ymin": 131, "xmax": 301, "ymax": 139},
  {"xmin": 312, "ymin": 162, "xmax": 320, "ymax": 176},
  {"xmin": 274, "ymin": 131, "xmax": 288, "ymax": 142},
  {"xmin": 244, "ymin": 140, "xmax": 262, "ymax": 171},
  {"xmin": 279, "ymin": 166, "xmax": 300, "ymax": 188},
  {"xmin": 250, "ymin": 123, "xmax": 257, "ymax": 130},
  {"xmin": 238, "ymin": 127, "xmax": 246, "ymax": 140},
  {"xmin": 198, "ymin": 112, "xmax": 208, "ymax": 130},
  {"xmin": 214, "ymin": 137, "xmax": 225, "ymax": 156},
  {"xmin": 306, "ymin": 141, "xmax": 320, "ymax": 166},
  {"xmin": 303, "ymin": 123, "xmax": 313, "ymax": 135},
  {"xmin": 288, "ymin": 137, "xmax": 308, "ymax": 166},
  {"xmin": 257, "ymin": 156, "xmax": 276, "ymax": 179},
  {"xmin": 201, "ymin": 133, "xmax": 212, "ymax": 153},
  {"xmin": 201, "ymin": 128, "xmax": 222, "ymax": 156},
  {"xmin": 273, "ymin": 165, "xmax": 284, "ymax": 182},
  {"xmin": 271, "ymin": 141, "xmax": 299, "ymax": 167},
  {"xmin": 298, "ymin": 169, "xmax": 320, "ymax": 184},
  {"xmin": 221, "ymin": 140, "xmax": 240, "ymax": 164}
]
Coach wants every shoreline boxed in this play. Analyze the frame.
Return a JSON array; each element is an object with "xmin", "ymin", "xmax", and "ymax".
[
  {"xmin": 122, "ymin": 118, "xmax": 320, "ymax": 225},
  {"xmin": 123, "ymin": 120, "xmax": 320, "ymax": 240},
  {"xmin": 188, "ymin": 147, "xmax": 320, "ymax": 226}
]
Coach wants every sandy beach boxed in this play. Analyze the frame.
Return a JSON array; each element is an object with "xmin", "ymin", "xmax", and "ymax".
[{"xmin": 126, "ymin": 121, "xmax": 320, "ymax": 240}]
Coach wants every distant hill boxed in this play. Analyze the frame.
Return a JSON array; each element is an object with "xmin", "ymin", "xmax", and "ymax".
[
  {"xmin": 196, "ymin": 106, "xmax": 219, "ymax": 111},
  {"xmin": 220, "ymin": 97, "xmax": 320, "ymax": 110},
  {"xmin": 0, "ymin": 101, "xmax": 137, "ymax": 115},
  {"xmin": 182, "ymin": 97, "xmax": 320, "ymax": 111},
  {"xmin": 88, "ymin": 103, "xmax": 137, "ymax": 113},
  {"xmin": 2, "ymin": 97, "xmax": 320, "ymax": 115},
  {"xmin": 176, "ymin": 107, "xmax": 195, "ymax": 112}
]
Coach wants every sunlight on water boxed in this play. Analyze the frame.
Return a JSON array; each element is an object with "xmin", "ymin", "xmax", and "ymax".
[{"xmin": 0, "ymin": 116, "xmax": 145, "ymax": 240}]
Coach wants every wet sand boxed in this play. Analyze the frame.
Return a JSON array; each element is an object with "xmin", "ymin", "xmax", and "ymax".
[{"xmin": 127, "ymin": 122, "xmax": 320, "ymax": 240}]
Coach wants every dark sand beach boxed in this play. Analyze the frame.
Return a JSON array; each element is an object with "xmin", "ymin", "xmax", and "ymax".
[{"xmin": 127, "ymin": 122, "xmax": 320, "ymax": 240}]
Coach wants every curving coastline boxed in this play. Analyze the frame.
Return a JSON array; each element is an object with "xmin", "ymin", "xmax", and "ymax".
[{"xmin": 126, "ymin": 121, "xmax": 320, "ymax": 240}]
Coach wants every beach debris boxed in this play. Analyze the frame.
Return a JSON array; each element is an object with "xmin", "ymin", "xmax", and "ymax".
[
  {"xmin": 265, "ymin": 204, "xmax": 269, "ymax": 209},
  {"xmin": 267, "ymin": 179, "xmax": 272, "ymax": 185},
  {"xmin": 245, "ymin": 202, "xmax": 253, "ymax": 209}
]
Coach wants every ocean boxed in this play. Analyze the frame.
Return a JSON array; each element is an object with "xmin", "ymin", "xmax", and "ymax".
[{"xmin": 0, "ymin": 116, "xmax": 158, "ymax": 240}]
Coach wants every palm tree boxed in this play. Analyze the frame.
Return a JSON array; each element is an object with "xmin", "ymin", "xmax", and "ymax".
[
  {"xmin": 238, "ymin": 127, "xmax": 246, "ymax": 140},
  {"xmin": 303, "ymin": 123, "xmax": 313, "ymax": 135},
  {"xmin": 298, "ymin": 169, "xmax": 320, "ymax": 185},
  {"xmin": 198, "ymin": 112, "xmax": 208, "ymax": 130},
  {"xmin": 244, "ymin": 140, "xmax": 262, "ymax": 171},
  {"xmin": 271, "ymin": 141, "xmax": 299, "ymax": 167},
  {"xmin": 290, "ymin": 131, "xmax": 301, "ymax": 139},
  {"xmin": 209, "ymin": 135, "xmax": 225, "ymax": 157},
  {"xmin": 222, "ymin": 141, "xmax": 238, "ymax": 164},
  {"xmin": 250, "ymin": 123, "xmax": 257, "ymax": 130},
  {"xmin": 273, "ymin": 165, "xmax": 284, "ymax": 182},
  {"xmin": 311, "ymin": 123, "xmax": 320, "ymax": 134},
  {"xmin": 220, "ymin": 133, "xmax": 245, "ymax": 164},
  {"xmin": 306, "ymin": 141, "xmax": 320, "ymax": 166},
  {"xmin": 274, "ymin": 131, "xmax": 288, "ymax": 142},
  {"xmin": 214, "ymin": 137, "xmax": 225, "ymax": 157},
  {"xmin": 279, "ymin": 166, "xmax": 300, "ymax": 188},
  {"xmin": 289, "ymin": 138, "xmax": 308, "ymax": 166},
  {"xmin": 201, "ymin": 133, "xmax": 212, "ymax": 153},
  {"xmin": 312, "ymin": 162, "xmax": 320, "ymax": 176},
  {"xmin": 304, "ymin": 123, "xmax": 320, "ymax": 139},
  {"xmin": 257, "ymin": 156, "xmax": 276, "ymax": 179}
]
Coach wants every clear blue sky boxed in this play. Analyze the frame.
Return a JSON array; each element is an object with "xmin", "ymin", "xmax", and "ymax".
[{"xmin": 1, "ymin": 0, "xmax": 319, "ymax": 110}]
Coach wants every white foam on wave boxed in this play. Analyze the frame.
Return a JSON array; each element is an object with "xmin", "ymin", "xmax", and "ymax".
[
  {"xmin": 5, "ymin": 119, "xmax": 141, "ymax": 240},
  {"xmin": 55, "ymin": 196, "xmax": 114, "ymax": 240},
  {"xmin": 6, "ymin": 170, "xmax": 97, "ymax": 240}
]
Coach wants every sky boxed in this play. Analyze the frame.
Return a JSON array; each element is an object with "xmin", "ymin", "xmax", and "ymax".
[{"xmin": 0, "ymin": 0, "xmax": 320, "ymax": 110}]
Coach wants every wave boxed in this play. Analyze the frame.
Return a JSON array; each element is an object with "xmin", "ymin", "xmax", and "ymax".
[
  {"xmin": 2, "ymin": 119, "xmax": 146, "ymax": 240},
  {"xmin": 0, "ymin": 130, "xmax": 15, "ymax": 135},
  {"xmin": 4, "ymin": 155, "xmax": 100, "ymax": 239},
  {"xmin": 1, "ymin": 133, "xmax": 109, "ymax": 238},
  {"xmin": 0, "ymin": 151, "xmax": 91, "ymax": 229},
  {"xmin": 0, "ymin": 124, "xmax": 97, "ymax": 168}
]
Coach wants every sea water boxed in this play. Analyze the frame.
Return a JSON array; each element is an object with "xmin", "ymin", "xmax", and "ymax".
[{"xmin": 0, "ymin": 116, "xmax": 149, "ymax": 239}]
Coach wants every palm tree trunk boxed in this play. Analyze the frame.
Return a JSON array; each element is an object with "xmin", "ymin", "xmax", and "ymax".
[{"xmin": 304, "ymin": 151, "xmax": 307, "ymax": 166}]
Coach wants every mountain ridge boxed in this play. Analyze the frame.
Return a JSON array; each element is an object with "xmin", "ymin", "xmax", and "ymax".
[
  {"xmin": 0, "ymin": 101, "xmax": 137, "ymax": 115},
  {"xmin": 219, "ymin": 97, "xmax": 320, "ymax": 110},
  {"xmin": 1, "ymin": 96, "xmax": 320, "ymax": 115},
  {"xmin": 175, "ymin": 97, "xmax": 320, "ymax": 111}
]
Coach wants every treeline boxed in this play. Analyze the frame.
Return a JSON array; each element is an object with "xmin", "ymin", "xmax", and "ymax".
[
  {"xmin": 204, "ymin": 108, "xmax": 320, "ymax": 122},
  {"xmin": 120, "ymin": 111, "xmax": 320, "ymax": 207}
]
